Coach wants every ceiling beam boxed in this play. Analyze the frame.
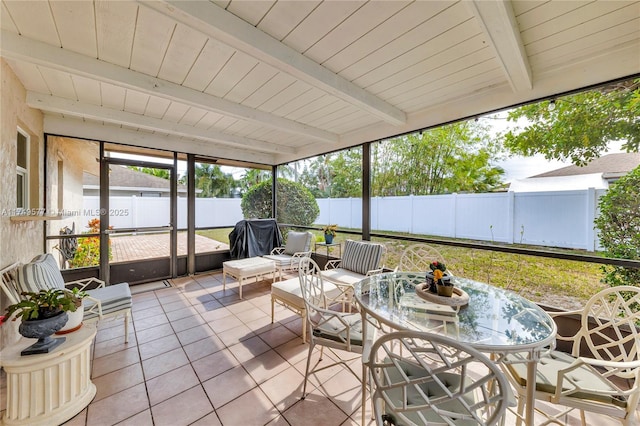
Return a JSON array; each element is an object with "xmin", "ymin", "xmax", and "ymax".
[
  {"xmin": 0, "ymin": 30, "xmax": 338, "ymax": 144},
  {"xmin": 28, "ymin": 92, "xmax": 296, "ymax": 155},
  {"xmin": 142, "ymin": 0, "xmax": 407, "ymax": 126},
  {"xmin": 44, "ymin": 116, "xmax": 275, "ymax": 164},
  {"xmin": 466, "ymin": 0, "xmax": 532, "ymax": 92}
]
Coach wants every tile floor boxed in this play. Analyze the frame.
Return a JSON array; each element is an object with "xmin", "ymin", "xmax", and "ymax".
[{"xmin": 2, "ymin": 270, "xmax": 635, "ymax": 426}]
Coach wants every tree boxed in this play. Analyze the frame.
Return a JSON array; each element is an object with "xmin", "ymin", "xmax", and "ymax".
[
  {"xmin": 127, "ymin": 166, "xmax": 170, "ymax": 180},
  {"xmin": 504, "ymin": 79, "xmax": 640, "ymax": 165},
  {"xmin": 194, "ymin": 164, "xmax": 235, "ymax": 198},
  {"xmin": 241, "ymin": 178, "xmax": 319, "ymax": 226},
  {"xmin": 238, "ymin": 169, "xmax": 271, "ymax": 196},
  {"xmin": 593, "ymin": 165, "xmax": 640, "ymax": 289},
  {"xmin": 372, "ymin": 121, "xmax": 504, "ymax": 195}
]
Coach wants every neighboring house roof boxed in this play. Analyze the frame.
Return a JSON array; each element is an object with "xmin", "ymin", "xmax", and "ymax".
[
  {"xmin": 531, "ymin": 152, "xmax": 640, "ymax": 179},
  {"xmin": 83, "ymin": 165, "xmax": 187, "ymax": 193}
]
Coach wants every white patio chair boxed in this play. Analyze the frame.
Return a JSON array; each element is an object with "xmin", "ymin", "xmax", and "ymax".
[
  {"xmin": 1, "ymin": 253, "xmax": 132, "ymax": 343},
  {"xmin": 365, "ymin": 330, "xmax": 511, "ymax": 425},
  {"xmin": 297, "ymin": 257, "xmax": 374, "ymax": 400},
  {"xmin": 396, "ymin": 243, "xmax": 449, "ymax": 273},
  {"xmin": 503, "ymin": 285, "xmax": 640, "ymax": 426},
  {"xmin": 263, "ymin": 230, "xmax": 313, "ymax": 281}
]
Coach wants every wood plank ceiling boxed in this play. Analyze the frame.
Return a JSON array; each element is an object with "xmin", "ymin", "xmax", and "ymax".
[{"xmin": 1, "ymin": 0, "xmax": 638, "ymax": 166}]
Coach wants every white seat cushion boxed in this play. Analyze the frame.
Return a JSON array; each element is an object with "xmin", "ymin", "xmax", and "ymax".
[
  {"xmin": 320, "ymin": 268, "xmax": 366, "ymax": 287},
  {"xmin": 84, "ymin": 283, "xmax": 132, "ymax": 320},
  {"xmin": 272, "ymin": 277, "xmax": 341, "ymax": 308},
  {"xmin": 262, "ymin": 254, "xmax": 296, "ymax": 267},
  {"xmin": 223, "ymin": 257, "xmax": 275, "ymax": 277}
]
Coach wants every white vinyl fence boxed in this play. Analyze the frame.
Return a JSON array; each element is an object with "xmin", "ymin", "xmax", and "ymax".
[{"xmin": 83, "ymin": 188, "xmax": 605, "ymax": 251}]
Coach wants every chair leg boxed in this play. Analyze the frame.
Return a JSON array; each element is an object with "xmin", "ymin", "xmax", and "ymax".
[
  {"xmin": 271, "ymin": 296, "xmax": 275, "ymax": 324},
  {"xmin": 302, "ymin": 340, "xmax": 315, "ymax": 400},
  {"xmin": 124, "ymin": 310, "xmax": 130, "ymax": 343},
  {"xmin": 301, "ymin": 309, "xmax": 306, "ymax": 343}
]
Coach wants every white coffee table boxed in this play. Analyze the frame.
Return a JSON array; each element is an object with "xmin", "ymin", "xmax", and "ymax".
[{"xmin": 223, "ymin": 257, "xmax": 276, "ymax": 299}]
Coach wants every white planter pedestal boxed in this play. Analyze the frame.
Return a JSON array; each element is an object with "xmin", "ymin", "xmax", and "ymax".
[{"xmin": 0, "ymin": 323, "xmax": 97, "ymax": 426}]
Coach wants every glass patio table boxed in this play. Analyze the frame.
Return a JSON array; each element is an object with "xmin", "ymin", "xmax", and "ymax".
[{"xmin": 354, "ymin": 272, "xmax": 558, "ymax": 426}]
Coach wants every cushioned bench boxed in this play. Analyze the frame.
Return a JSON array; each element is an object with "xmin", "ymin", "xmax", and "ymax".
[
  {"xmin": 270, "ymin": 276, "xmax": 341, "ymax": 342},
  {"xmin": 222, "ymin": 257, "xmax": 276, "ymax": 299},
  {"xmin": 1, "ymin": 253, "xmax": 132, "ymax": 342}
]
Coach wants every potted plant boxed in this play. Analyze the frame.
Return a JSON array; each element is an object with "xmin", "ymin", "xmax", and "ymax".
[
  {"xmin": 57, "ymin": 287, "xmax": 88, "ymax": 334},
  {"xmin": 427, "ymin": 261, "xmax": 454, "ymax": 297},
  {"xmin": 5, "ymin": 288, "xmax": 79, "ymax": 355},
  {"xmin": 322, "ymin": 224, "xmax": 338, "ymax": 244}
]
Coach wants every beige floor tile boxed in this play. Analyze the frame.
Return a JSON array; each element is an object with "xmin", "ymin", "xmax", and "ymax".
[
  {"xmin": 138, "ymin": 334, "xmax": 181, "ymax": 360},
  {"xmin": 135, "ymin": 322, "xmax": 175, "ymax": 344},
  {"xmin": 227, "ymin": 334, "xmax": 271, "ymax": 363},
  {"xmin": 235, "ymin": 306, "xmax": 270, "ymax": 324},
  {"xmin": 202, "ymin": 366, "xmax": 257, "ymax": 408},
  {"xmin": 281, "ymin": 388, "xmax": 348, "ymax": 426},
  {"xmin": 216, "ymin": 323, "xmax": 255, "ymax": 346},
  {"xmin": 170, "ymin": 314, "xmax": 206, "ymax": 333},
  {"xmin": 182, "ymin": 333, "xmax": 225, "ymax": 362},
  {"xmin": 92, "ymin": 347, "xmax": 141, "ymax": 378},
  {"xmin": 87, "ymin": 383, "xmax": 150, "ymax": 426},
  {"xmin": 93, "ymin": 333, "xmax": 137, "ymax": 359},
  {"xmin": 191, "ymin": 348, "xmax": 239, "ymax": 382},
  {"xmin": 114, "ymin": 409, "xmax": 153, "ymax": 426},
  {"xmin": 258, "ymin": 324, "xmax": 299, "ymax": 348},
  {"xmin": 162, "ymin": 298, "xmax": 193, "ymax": 313},
  {"xmin": 316, "ymin": 367, "xmax": 365, "ymax": 417},
  {"xmin": 131, "ymin": 298, "xmax": 160, "ymax": 313},
  {"xmin": 208, "ymin": 314, "xmax": 244, "ymax": 333},
  {"xmin": 175, "ymin": 322, "xmax": 217, "ymax": 346},
  {"xmin": 132, "ymin": 305, "xmax": 164, "ymax": 321},
  {"xmin": 216, "ymin": 387, "xmax": 280, "ymax": 426},
  {"xmin": 165, "ymin": 306, "xmax": 199, "ymax": 322},
  {"xmin": 146, "ymin": 364, "xmax": 200, "ymax": 406},
  {"xmin": 141, "ymin": 347, "xmax": 190, "ymax": 379},
  {"xmin": 259, "ymin": 365, "xmax": 307, "ymax": 411},
  {"xmin": 189, "ymin": 411, "xmax": 223, "ymax": 426},
  {"xmin": 243, "ymin": 349, "xmax": 290, "ymax": 385},
  {"xmin": 151, "ymin": 385, "xmax": 214, "ymax": 426},
  {"xmin": 200, "ymin": 306, "xmax": 233, "ymax": 322},
  {"xmin": 92, "ymin": 363, "xmax": 145, "ymax": 402},
  {"xmin": 133, "ymin": 313, "xmax": 169, "ymax": 331}
]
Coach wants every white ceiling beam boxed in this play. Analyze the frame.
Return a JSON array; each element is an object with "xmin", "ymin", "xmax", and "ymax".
[
  {"xmin": 44, "ymin": 116, "xmax": 275, "ymax": 164},
  {"xmin": 0, "ymin": 30, "xmax": 338, "ymax": 144},
  {"xmin": 142, "ymin": 1, "xmax": 407, "ymax": 126},
  {"xmin": 466, "ymin": 0, "xmax": 532, "ymax": 92},
  {"xmin": 28, "ymin": 92, "xmax": 296, "ymax": 155}
]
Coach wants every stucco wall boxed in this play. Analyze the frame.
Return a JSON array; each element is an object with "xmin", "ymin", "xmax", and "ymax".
[{"xmin": 1, "ymin": 58, "xmax": 45, "ymax": 349}]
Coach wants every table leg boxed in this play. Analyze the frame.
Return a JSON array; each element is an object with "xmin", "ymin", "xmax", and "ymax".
[{"xmin": 524, "ymin": 354, "xmax": 537, "ymax": 426}]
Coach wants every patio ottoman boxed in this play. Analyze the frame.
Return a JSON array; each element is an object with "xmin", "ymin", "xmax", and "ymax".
[{"xmin": 223, "ymin": 257, "xmax": 276, "ymax": 299}]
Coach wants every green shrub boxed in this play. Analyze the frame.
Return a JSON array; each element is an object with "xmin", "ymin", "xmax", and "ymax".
[
  {"xmin": 241, "ymin": 178, "xmax": 319, "ymax": 226},
  {"xmin": 594, "ymin": 165, "xmax": 640, "ymax": 288}
]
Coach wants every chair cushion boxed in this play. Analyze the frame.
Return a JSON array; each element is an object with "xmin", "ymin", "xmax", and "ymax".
[
  {"xmin": 320, "ymin": 268, "xmax": 366, "ymax": 287},
  {"xmin": 505, "ymin": 350, "xmax": 628, "ymax": 408},
  {"xmin": 313, "ymin": 312, "xmax": 368, "ymax": 346},
  {"xmin": 84, "ymin": 283, "xmax": 132, "ymax": 319},
  {"xmin": 341, "ymin": 240, "xmax": 383, "ymax": 275},
  {"xmin": 18, "ymin": 253, "xmax": 66, "ymax": 292},
  {"xmin": 272, "ymin": 277, "xmax": 341, "ymax": 308},
  {"xmin": 263, "ymin": 254, "xmax": 295, "ymax": 267},
  {"xmin": 284, "ymin": 231, "xmax": 311, "ymax": 255}
]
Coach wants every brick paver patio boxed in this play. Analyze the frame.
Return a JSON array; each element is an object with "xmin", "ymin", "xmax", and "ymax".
[{"xmin": 110, "ymin": 233, "xmax": 228, "ymax": 263}]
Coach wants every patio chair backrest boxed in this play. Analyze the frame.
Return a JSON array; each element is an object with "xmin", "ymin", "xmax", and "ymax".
[
  {"xmin": 578, "ymin": 285, "xmax": 640, "ymax": 364},
  {"xmin": 366, "ymin": 330, "xmax": 510, "ymax": 426},
  {"xmin": 341, "ymin": 240, "xmax": 384, "ymax": 275},
  {"xmin": 0, "ymin": 262, "xmax": 22, "ymax": 305},
  {"xmin": 283, "ymin": 231, "xmax": 312, "ymax": 255},
  {"xmin": 397, "ymin": 243, "xmax": 447, "ymax": 272},
  {"xmin": 17, "ymin": 253, "xmax": 67, "ymax": 293}
]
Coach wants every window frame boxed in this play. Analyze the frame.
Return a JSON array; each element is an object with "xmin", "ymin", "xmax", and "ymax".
[{"xmin": 16, "ymin": 127, "xmax": 29, "ymax": 211}]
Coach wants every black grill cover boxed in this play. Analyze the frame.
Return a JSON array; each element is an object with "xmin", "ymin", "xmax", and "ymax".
[{"xmin": 229, "ymin": 219, "xmax": 283, "ymax": 259}]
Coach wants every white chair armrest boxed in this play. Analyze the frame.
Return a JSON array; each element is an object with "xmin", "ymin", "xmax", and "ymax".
[
  {"xmin": 556, "ymin": 356, "xmax": 640, "ymax": 400},
  {"xmin": 366, "ymin": 268, "xmax": 384, "ymax": 276},
  {"xmin": 65, "ymin": 277, "xmax": 106, "ymax": 290},
  {"xmin": 270, "ymin": 247, "xmax": 286, "ymax": 255},
  {"xmin": 325, "ymin": 259, "xmax": 342, "ymax": 270},
  {"xmin": 82, "ymin": 294, "xmax": 104, "ymax": 318}
]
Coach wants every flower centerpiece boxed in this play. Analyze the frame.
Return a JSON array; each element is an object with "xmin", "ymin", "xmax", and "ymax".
[
  {"xmin": 427, "ymin": 261, "xmax": 453, "ymax": 297},
  {"xmin": 322, "ymin": 224, "xmax": 338, "ymax": 244}
]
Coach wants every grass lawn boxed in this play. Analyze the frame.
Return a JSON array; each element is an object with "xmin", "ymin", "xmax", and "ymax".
[{"xmin": 196, "ymin": 227, "xmax": 607, "ymax": 309}]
